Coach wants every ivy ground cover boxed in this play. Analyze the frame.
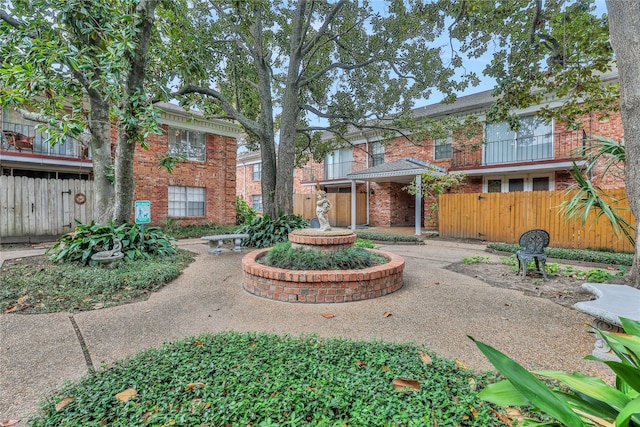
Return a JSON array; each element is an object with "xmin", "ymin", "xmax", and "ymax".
[{"xmin": 30, "ymin": 333, "xmax": 506, "ymax": 426}]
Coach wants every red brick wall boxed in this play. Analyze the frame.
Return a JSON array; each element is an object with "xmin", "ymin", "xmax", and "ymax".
[
  {"xmin": 236, "ymin": 163, "xmax": 263, "ymax": 207},
  {"xmin": 133, "ymin": 125, "xmax": 237, "ymax": 226}
]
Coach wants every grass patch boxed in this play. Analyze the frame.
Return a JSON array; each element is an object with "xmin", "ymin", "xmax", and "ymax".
[
  {"xmin": 29, "ymin": 333, "xmax": 505, "ymax": 426},
  {"xmin": 355, "ymin": 231, "xmax": 422, "ymax": 243},
  {"xmin": 261, "ymin": 241, "xmax": 387, "ymax": 270},
  {"xmin": 487, "ymin": 242, "xmax": 633, "ymax": 266},
  {"xmin": 0, "ymin": 250, "xmax": 194, "ymax": 314}
]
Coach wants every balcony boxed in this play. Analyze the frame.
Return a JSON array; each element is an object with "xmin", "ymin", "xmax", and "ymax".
[
  {"xmin": 1, "ymin": 122, "xmax": 90, "ymax": 159},
  {"xmin": 450, "ymin": 130, "xmax": 588, "ymax": 170},
  {"xmin": 300, "ymin": 160, "xmax": 366, "ymax": 182}
]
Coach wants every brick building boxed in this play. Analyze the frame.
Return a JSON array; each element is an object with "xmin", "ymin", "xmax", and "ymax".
[
  {"xmin": 238, "ymin": 69, "xmax": 625, "ymax": 231},
  {"xmin": 1, "ymin": 103, "xmax": 240, "ymax": 241}
]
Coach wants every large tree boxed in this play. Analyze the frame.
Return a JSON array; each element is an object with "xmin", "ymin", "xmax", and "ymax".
[
  {"xmin": 0, "ymin": 0, "xmax": 160, "ymax": 224},
  {"xmin": 164, "ymin": 0, "xmax": 476, "ymax": 217}
]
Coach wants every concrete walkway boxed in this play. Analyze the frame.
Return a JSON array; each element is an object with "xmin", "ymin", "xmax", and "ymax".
[{"xmin": 0, "ymin": 238, "xmax": 608, "ymax": 422}]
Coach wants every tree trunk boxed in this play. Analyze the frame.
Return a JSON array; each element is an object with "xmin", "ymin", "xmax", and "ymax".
[
  {"xmin": 606, "ymin": 0, "xmax": 640, "ymax": 287},
  {"xmin": 112, "ymin": 0, "xmax": 157, "ymax": 224},
  {"xmin": 87, "ymin": 94, "xmax": 114, "ymax": 223}
]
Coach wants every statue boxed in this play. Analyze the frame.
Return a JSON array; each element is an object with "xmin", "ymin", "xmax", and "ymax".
[{"xmin": 316, "ymin": 188, "xmax": 332, "ymax": 231}]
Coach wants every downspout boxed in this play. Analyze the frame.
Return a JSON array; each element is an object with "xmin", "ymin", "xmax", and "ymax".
[
  {"xmin": 414, "ymin": 173, "xmax": 422, "ymax": 236},
  {"xmin": 365, "ymin": 139, "xmax": 370, "ymax": 226}
]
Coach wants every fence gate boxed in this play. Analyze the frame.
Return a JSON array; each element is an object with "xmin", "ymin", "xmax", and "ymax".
[
  {"xmin": 0, "ymin": 175, "xmax": 95, "ymax": 242},
  {"xmin": 294, "ymin": 193, "xmax": 366, "ymax": 227}
]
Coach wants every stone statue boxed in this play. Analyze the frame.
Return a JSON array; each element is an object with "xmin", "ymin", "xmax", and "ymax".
[{"xmin": 316, "ymin": 189, "xmax": 332, "ymax": 231}]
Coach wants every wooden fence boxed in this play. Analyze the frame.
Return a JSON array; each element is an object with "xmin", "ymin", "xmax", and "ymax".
[
  {"xmin": 293, "ymin": 193, "xmax": 367, "ymax": 227},
  {"xmin": 439, "ymin": 189, "xmax": 635, "ymax": 252},
  {"xmin": 0, "ymin": 175, "xmax": 95, "ymax": 241}
]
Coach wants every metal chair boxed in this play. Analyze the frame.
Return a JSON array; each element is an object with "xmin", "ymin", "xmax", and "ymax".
[{"xmin": 516, "ymin": 229, "xmax": 550, "ymax": 280}]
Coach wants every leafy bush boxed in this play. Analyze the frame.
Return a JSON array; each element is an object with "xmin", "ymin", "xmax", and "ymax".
[
  {"xmin": 261, "ymin": 242, "xmax": 387, "ymax": 270},
  {"xmin": 355, "ymin": 231, "xmax": 423, "ymax": 243},
  {"xmin": 238, "ymin": 213, "xmax": 308, "ymax": 248},
  {"xmin": 29, "ymin": 333, "xmax": 504, "ymax": 426},
  {"xmin": 471, "ymin": 316, "xmax": 640, "ymax": 426},
  {"xmin": 354, "ymin": 238, "xmax": 377, "ymax": 248},
  {"xmin": 487, "ymin": 242, "xmax": 633, "ymax": 266},
  {"xmin": 163, "ymin": 221, "xmax": 239, "ymax": 239},
  {"xmin": 236, "ymin": 196, "xmax": 258, "ymax": 225},
  {"xmin": 47, "ymin": 221, "xmax": 177, "ymax": 265},
  {"xmin": 1, "ymin": 250, "xmax": 194, "ymax": 313}
]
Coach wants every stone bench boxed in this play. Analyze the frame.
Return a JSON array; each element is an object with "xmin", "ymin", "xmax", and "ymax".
[
  {"xmin": 201, "ymin": 234, "xmax": 250, "ymax": 255},
  {"xmin": 574, "ymin": 283, "xmax": 640, "ymax": 360}
]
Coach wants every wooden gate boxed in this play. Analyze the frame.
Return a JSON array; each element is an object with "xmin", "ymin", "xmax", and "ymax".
[
  {"xmin": 439, "ymin": 189, "xmax": 635, "ymax": 252},
  {"xmin": 0, "ymin": 176, "xmax": 95, "ymax": 242},
  {"xmin": 293, "ymin": 193, "xmax": 366, "ymax": 227}
]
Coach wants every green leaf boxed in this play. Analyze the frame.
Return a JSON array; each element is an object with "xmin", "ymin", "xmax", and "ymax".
[
  {"xmin": 477, "ymin": 379, "xmax": 530, "ymax": 406},
  {"xmin": 470, "ymin": 337, "xmax": 586, "ymax": 427},
  {"xmin": 616, "ymin": 395, "xmax": 640, "ymax": 427}
]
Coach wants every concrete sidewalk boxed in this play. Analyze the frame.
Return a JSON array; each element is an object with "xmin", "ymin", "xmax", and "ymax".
[{"xmin": 0, "ymin": 239, "xmax": 607, "ymax": 422}]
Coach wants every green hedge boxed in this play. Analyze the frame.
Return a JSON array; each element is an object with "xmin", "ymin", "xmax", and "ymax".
[
  {"xmin": 354, "ymin": 231, "xmax": 422, "ymax": 243},
  {"xmin": 487, "ymin": 242, "xmax": 633, "ymax": 266}
]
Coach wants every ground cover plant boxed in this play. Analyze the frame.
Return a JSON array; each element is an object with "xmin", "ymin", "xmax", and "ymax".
[
  {"xmin": 499, "ymin": 255, "xmax": 625, "ymax": 283},
  {"xmin": 261, "ymin": 241, "xmax": 387, "ymax": 270},
  {"xmin": 0, "ymin": 250, "xmax": 194, "ymax": 314},
  {"xmin": 355, "ymin": 231, "xmax": 423, "ymax": 243},
  {"xmin": 162, "ymin": 218, "xmax": 240, "ymax": 239},
  {"xmin": 29, "ymin": 333, "xmax": 506, "ymax": 426}
]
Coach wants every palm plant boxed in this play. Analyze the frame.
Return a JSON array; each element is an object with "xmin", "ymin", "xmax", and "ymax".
[{"xmin": 560, "ymin": 137, "xmax": 634, "ymax": 246}]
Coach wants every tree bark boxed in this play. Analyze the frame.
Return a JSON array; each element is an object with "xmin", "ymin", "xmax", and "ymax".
[
  {"xmin": 606, "ymin": 0, "xmax": 640, "ymax": 287},
  {"xmin": 87, "ymin": 94, "xmax": 115, "ymax": 223},
  {"xmin": 112, "ymin": 0, "xmax": 157, "ymax": 224}
]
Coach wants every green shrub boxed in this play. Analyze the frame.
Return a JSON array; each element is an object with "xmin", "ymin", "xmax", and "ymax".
[
  {"xmin": 238, "ymin": 213, "xmax": 308, "ymax": 248},
  {"xmin": 355, "ymin": 231, "xmax": 422, "ymax": 243},
  {"xmin": 163, "ymin": 221, "xmax": 239, "ymax": 239},
  {"xmin": 487, "ymin": 242, "xmax": 633, "ymax": 266},
  {"xmin": 236, "ymin": 196, "xmax": 258, "ymax": 225},
  {"xmin": 354, "ymin": 238, "xmax": 377, "ymax": 248},
  {"xmin": 29, "ymin": 333, "xmax": 504, "ymax": 426},
  {"xmin": 47, "ymin": 221, "xmax": 177, "ymax": 265},
  {"xmin": 261, "ymin": 242, "xmax": 387, "ymax": 270},
  {"xmin": 471, "ymin": 316, "xmax": 640, "ymax": 426}
]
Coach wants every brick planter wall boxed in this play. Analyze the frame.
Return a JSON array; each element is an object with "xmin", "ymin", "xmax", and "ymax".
[{"xmin": 242, "ymin": 249, "xmax": 405, "ymax": 303}]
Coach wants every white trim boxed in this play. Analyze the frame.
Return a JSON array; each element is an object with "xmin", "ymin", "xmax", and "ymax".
[
  {"xmin": 462, "ymin": 160, "xmax": 585, "ymax": 176},
  {"xmin": 0, "ymin": 154, "xmax": 93, "ymax": 169}
]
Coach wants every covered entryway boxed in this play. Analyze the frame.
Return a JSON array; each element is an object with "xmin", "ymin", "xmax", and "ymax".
[{"xmin": 346, "ymin": 158, "xmax": 446, "ymax": 236}]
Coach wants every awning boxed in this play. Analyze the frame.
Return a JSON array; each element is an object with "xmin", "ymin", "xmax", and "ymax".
[{"xmin": 347, "ymin": 157, "xmax": 446, "ymax": 183}]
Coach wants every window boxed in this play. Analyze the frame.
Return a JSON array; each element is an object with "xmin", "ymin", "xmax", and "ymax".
[
  {"xmin": 252, "ymin": 163, "xmax": 262, "ymax": 180},
  {"xmin": 483, "ymin": 174, "xmax": 554, "ymax": 193},
  {"xmin": 434, "ymin": 136, "xmax": 452, "ymax": 160},
  {"xmin": 251, "ymin": 195, "xmax": 263, "ymax": 212},
  {"xmin": 370, "ymin": 142, "xmax": 384, "ymax": 166},
  {"xmin": 484, "ymin": 116, "xmax": 552, "ymax": 165},
  {"xmin": 169, "ymin": 127, "xmax": 206, "ymax": 162},
  {"xmin": 168, "ymin": 186, "xmax": 205, "ymax": 217},
  {"xmin": 325, "ymin": 148, "xmax": 353, "ymax": 179}
]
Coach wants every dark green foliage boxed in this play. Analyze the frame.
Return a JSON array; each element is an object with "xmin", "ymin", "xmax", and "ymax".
[
  {"xmin": 163, "ymin": 220, "xmax": 239, "ymax": 239},
  {"xmin": 238, "ymin": 213, "xmax": 308, "ymax": 248},
  {"xmin": 262, "ymin": 242, "xmax": 387, "ymax": 270},
  {"xmin": 354, "ymin": 238, "xmax": 377, "ymax": 249},
  {"xmin": 47, "ymin": 221, "xmax": 177, "ymax": 266},
  {"xmin": 236, "ymin": 196, "xmax": 258, "ymax": 225},
  {"xmin": 0, "ymin": 250, "xmax": 194, "ymax": 313},
  {"xmin": 355, "ymin": 231, "xmax": 422, "ymax": 243},
  {"xmin": 29, "ymin": 333, "xmax": 504, "ymax": 426},
  {"xmin": 487, "ymin": 242, "xmax": 633, "ymax": 266}
]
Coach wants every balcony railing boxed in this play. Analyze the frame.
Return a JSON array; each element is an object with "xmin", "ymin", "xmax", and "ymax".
[
  {"xmin": 301, "ymin": 160, "xmax": 366, "ymax": 182},
  {"xmin": 1, "ymin": 122, "xmax": 90, "ymax": 159},
  {"xmin": 450, "ymin": 130, "xmax": 587, "ymax": 169}
]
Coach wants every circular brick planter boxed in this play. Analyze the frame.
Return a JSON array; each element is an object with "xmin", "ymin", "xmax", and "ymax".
[
  {"xmin": 289, "ymin": 229, "xmax": 357, "ymax": 252},
  {"xmin": 241, "ymin": 248, "xmax": 405, "ymax": 303}
]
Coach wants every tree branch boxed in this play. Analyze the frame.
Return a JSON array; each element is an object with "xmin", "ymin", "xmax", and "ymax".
[{"xmin": 301, "ymin": 0, "xmax": 348, "ymax": 56}]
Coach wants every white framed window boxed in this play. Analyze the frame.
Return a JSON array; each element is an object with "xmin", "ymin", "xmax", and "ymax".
[
  {"xmin": 168, "ymin": 186, "xmax": 205, "ymax": 217},
  {"xmin": 325, "ymin": 148, "xmax": 353, "ymax": 179},
  {"xmin": 484, "ymin": 116, "xmax": 553, "ymax": 165},
  {"xmin": 370, "ymin": 141, "xmax": 384, "ymax": 166},
  {"xmin": 434, "ymin": 135, "xmax": 452, "ymax": 160},
  {"xmin": 252, "ymin": 162, "xmax": 262, "ymax": 181},
  {"xmin": 251, "ymin": 195, "xmax": 263, "ymax": 212},
  {"xmin": 169, "ymin": 127, "xmax": 206, "ymax": 162},
  {"xmin": 482, "ymin": 173, "xmax": 554, "ymax": 193}
]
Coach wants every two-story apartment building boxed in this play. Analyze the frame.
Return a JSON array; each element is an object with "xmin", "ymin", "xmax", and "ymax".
[
  {"xmin": 1, "ymin": 103, "xmax": 240, "ymax": 242},
  {"xmin": 237, "ymin": 70, "xmax": 624, "ymax": 233}
]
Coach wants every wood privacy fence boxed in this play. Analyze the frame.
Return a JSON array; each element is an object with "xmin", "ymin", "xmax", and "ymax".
[
  {"xmin": 439, "ymin": 189, "xmax": 635, "ymax": 252},
  {"xmin": 293, "ymin": 193, "xmax": 367, "ymax": 227},
  {"xmin": 0, "ymin": 175, "xmax": 95, "ymax": 241}
]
